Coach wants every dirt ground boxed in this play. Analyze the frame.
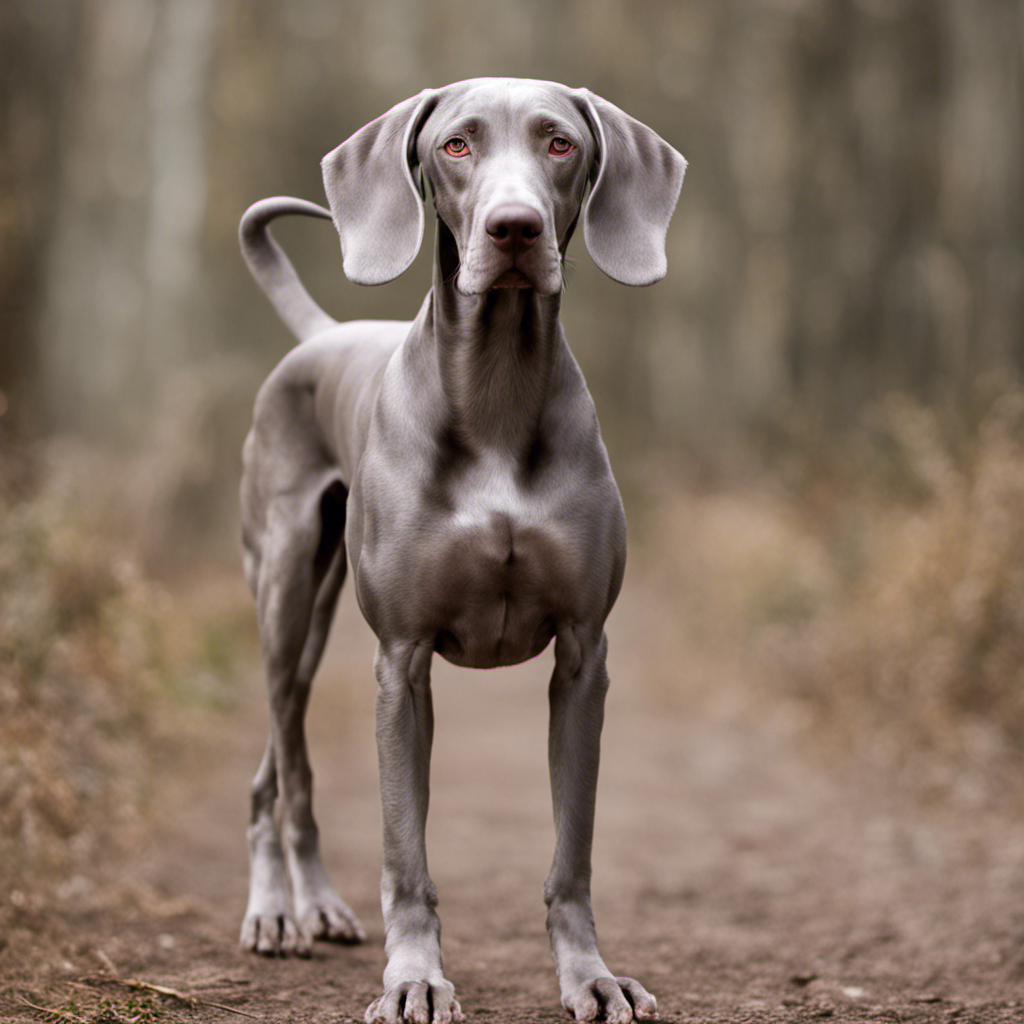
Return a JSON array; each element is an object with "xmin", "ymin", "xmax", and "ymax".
[{"xmin": 4, "ymin": 562, "xmax": 1024, "ymax": 1024}]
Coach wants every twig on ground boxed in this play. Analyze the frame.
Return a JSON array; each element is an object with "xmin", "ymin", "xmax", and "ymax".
[
  {"xmin": 81, "ymin": 973, "xmax": 260, "ymax": 1020},
  {"xmin": 15, "ymin": 994, "xmax": 88, "ymax": 1024},
  {"xmin": 118, "ymin": 978, "xmax": 260, "ymax": 1020},
  {"xmin": 89, "ymin": 949, "xmax": 259, "ymax": 1020}
]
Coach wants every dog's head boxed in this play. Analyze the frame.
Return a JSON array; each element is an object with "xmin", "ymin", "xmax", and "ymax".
[{"xmin": 321, "ymin": 78, "xmax": 687, "ymax": 295}]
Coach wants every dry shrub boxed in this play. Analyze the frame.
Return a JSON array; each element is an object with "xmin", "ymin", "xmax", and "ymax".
[
  {"xmin": 0, "ymin": 433, "xmax": 253, "ymax": 897},
  {"xmin": 763, "ymin": 389, "xmax": 1024, "ymax": 779},
  {"xmin": 631, "ymin": 386, "xmax": 1024, "ymax": 788}
]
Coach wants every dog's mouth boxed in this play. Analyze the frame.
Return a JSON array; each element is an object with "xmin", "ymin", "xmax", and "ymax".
[{"xmin": 490, "ymin": 268, "xmax": 534, "ymax": 289}]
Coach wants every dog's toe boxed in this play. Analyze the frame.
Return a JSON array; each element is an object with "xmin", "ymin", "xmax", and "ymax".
[
  {"xmin": 365, "ymin": 980, "xmax": 462, "ymax": 1024},
  {"xmin": 297, "ymin": 895, "xmax": 366, "ymax": 944},
  {"xmin": 563, "ymin": 977, "xmax": 656, "ymax": 1023},
  {"xmin": 240, "ymin": 911, "xmax": 311, "ymax": 957}
]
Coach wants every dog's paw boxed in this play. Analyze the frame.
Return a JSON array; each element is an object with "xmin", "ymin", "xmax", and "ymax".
[
  {"xmin": 365, "ymin": 980, "xmax": 464, "ymax": 1024},
  {"xmin": 296, "ymin": 892, "xmax": 366, "ymax": 944},
  {"xmin": 563, "ymin": 976, "xmax": 657, "ymax": 1023},
  {"xmin": 239, "ymin": 909, "xmax": 312, "ymax": 957}
]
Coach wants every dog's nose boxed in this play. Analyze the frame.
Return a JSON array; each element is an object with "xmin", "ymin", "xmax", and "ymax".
[{"xmin": 485, "ymin": 203, "xmax": 544, "ymax": 252}]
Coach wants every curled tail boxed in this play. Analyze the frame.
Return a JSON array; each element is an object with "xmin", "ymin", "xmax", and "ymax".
[{"xmin": 239, "ymin": 197, "xmax": 337, "ymax": 342}]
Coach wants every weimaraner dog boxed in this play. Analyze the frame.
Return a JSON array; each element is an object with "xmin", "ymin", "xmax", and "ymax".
[{"xmin": 237, "ymin": 78, "xmax": 686, "ymax": 1024}]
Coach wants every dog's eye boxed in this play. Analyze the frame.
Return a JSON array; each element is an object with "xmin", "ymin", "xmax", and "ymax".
[
  {"xmin": 549, "ymin": 137, "xmax": 575, "ymax": 156},
  {"xmin": 444, "ymin": 138, "xmax": 470, "ymax": 157}
]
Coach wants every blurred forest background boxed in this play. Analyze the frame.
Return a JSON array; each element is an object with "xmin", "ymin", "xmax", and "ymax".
[
  {"xmin": 4, "ymin": 0, "xmax": 1021, "ymax": 446},
  {"xmin": 3, "ymin": 0, "xmax": 1024, "ymax": 888}
]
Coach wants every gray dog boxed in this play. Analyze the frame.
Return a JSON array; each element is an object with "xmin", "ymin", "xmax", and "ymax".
[{"xmin": 237, "ymin": 78, "xmax": 686, "ymax": 1024}]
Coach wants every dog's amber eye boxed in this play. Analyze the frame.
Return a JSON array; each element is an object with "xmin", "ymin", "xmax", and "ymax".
[
  {"xmin": 444, "ymin": 138, "xmax": 470, "ymax": 157},
  {"xmin": 549, "ymin": 137, "xmax": 574, "ymax": 156}
]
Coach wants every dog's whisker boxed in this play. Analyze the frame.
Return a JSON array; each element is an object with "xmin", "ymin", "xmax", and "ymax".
[{"xmin": 443, "ymin": 258, "xmax": 462, "ymax": 286}]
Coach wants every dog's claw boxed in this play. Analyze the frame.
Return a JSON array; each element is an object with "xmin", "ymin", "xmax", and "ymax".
[
  {"xmin": 365, "ymin": 980, "xmax": 463, "ymax": 1024},
  {"xmin": 616, "ymin": 977, "xmax": 657, "ymax": 1020},
  {"xmin": 297, "ymin": 896, "xmax": 366, "ymax": 945},
  {"xmin": 240, "ymin": 911, "xmax": 311, "ymax": 957},
  {"xmin": 563, "ymin": 977, "xmax": 656, "ymax": 1023}
]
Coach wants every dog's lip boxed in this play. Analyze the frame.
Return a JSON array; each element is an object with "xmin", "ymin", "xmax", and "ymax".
[{"xmin": 490, "ymin": 268, "xmax": 534, "ymax": 289}]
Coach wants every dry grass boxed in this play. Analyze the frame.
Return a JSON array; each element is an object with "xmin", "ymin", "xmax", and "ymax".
[
  {"xmin": 634, "ymin": 386, "xmax": 1024, "ymax": 792},
  {"xmin": 6, "ymin": 378, "xmax": 1024, "ymax": 901},
  {"xmin": 773, "ymin": 390, "xmax": 1024, "ymax": 777},
  {"xmin": 0, "ymin": 433, "xmax": 254, "ymax": 897}
]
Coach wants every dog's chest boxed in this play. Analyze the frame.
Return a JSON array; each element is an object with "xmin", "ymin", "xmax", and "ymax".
[
  {"xmin": 426, "ymin": 502, "xmax": 566, "ymax": 667},
  {"xmin": 358, "ymin": 457, "xmax": 606, "ymax": 669},
  {"xmin": 424, "ymin": 464, "xmax": 583, "ymax": 668}
]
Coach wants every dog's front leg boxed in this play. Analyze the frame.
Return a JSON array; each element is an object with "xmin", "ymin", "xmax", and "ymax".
[
  {"xmin": 367, "ymin": 640, "xmax": 463, "ymax": 1024},
  {"xmin": 545, "ymin": 628, "xmax": 657, "ymax": 1024}
]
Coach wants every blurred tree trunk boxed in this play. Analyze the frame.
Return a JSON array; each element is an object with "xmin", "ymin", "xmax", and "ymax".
[
  {"xmin": 787, "ymin": 0, "xmax": 1024, "ymax": 421},
  {"xmin": 8, "ymin": 0, "xmax": 1023, "ymax": 454},
  {"xmin": 36, "ymin": 0, "xmax": 215, "ymax": 438},
  {"xmin": 0, "ymin": 1, "xmax": 79, "ymax": 431}
]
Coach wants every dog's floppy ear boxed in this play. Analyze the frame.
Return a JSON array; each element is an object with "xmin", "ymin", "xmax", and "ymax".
[
  {"xmin": 574, "ymin": 90, "xmax": 687, "ymax": 286},
  {"xmin": 321, "ymin": 89, "xmax": 438, "ymax": 285}
]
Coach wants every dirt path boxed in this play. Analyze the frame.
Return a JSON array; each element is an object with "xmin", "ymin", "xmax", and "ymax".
[{"xmin": 4, "ymin": 567, "xmax": 1024, "ymax": 1023}]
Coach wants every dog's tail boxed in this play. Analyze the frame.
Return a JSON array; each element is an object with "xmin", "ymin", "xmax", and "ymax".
[{"xmin": 239, "ymin": 197, "xmax": 337, "ymax": 342}]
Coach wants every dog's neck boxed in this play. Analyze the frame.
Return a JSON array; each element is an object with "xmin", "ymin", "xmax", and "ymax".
[{"xmin": 422, "ymin": 224, "xmax": 564, "ymax": 457}]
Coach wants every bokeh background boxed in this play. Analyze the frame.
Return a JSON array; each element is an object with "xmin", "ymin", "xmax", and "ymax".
[
  {"xmin": 3, "ymin": 0, "xmax": 1024, "ymax": 921},
  {"xmin": 8, "ymin": 0, "xmax": 1022, "ymax": 445}
]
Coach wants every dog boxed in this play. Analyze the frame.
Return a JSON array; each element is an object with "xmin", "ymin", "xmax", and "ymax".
[{"xmin": 237, "ymin": 77, "xmax": 686, "ymax": 1024}]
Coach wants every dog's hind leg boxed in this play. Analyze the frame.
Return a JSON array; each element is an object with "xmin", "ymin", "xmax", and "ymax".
[
  {"xmin": 240, "ymin": 480, "xmax": 364, "ymax": 955},
  {"xmin": 241, "ymin": 734, "xmax": 296, "ymax": 953}
]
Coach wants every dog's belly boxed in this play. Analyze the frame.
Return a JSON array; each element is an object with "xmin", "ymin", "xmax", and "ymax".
[{"xmin": 424, "ymin": 511, "xmax": 575, "ymax": 669}]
